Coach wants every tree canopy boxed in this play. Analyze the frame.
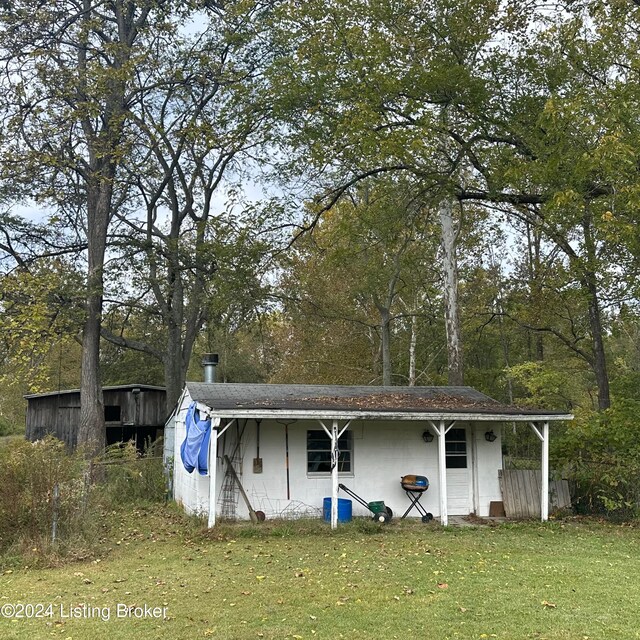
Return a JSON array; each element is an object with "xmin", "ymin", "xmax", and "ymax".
[{"xmin": 1, "ymin": 0, "xmax": 640, "ymax": 512}]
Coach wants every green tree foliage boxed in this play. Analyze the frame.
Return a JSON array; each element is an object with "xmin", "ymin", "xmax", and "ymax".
[
  {"xmin": 266, "ymin": 0, "xmax": 640, "ymax": 410},
  {"xmin": 0, "ymin": 2, "xmax": 276, "ymax": 428},
  {"xmin": 0, "ymin": 259, "xmax": 84, "ymax": 434},
  {"xmin": 100, "ymin": 3, "xmax": 277, "ymax": 408},
  {"xmin": 0, "ymin": 261, "xmax": 83, "ymax": 390},
  {"xmin": 270, "ymin": 178, "xmax": 447, "ymax": 385},
  {"xmin": 0, "ymin": 0, "xmax": 194, "ymax": 454}
]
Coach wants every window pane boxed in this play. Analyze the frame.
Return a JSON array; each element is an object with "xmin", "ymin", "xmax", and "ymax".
[
  {"xmin": 445, "ymin": 428, "xmax": 467, "ymax": 468},
  {"xmin": 307, "ymin": 438, "xmax": 327, "ymax": 451},
  {"xmin": 446, "ymin": 455, "xmax": 467, "ymax": 469},
  {"xmin": 308, "ymin": 451, "xmax": 331, "ymax": 472},
  {"xmin": 104, "ymin": 405, "xmax": 121, "ymax": 422},
  {"xmin": 307, "ymin": 430, "xmax": 352, "ymax": 473},
  {"xmin": 446, "ymin": 428, "xmax": 466, "ymax": 442}
]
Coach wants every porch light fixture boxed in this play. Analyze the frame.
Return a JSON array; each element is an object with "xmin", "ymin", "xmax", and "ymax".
[
  {"xmin": 485, "ymin": 430, "xmax": 497, "ymax": 443},
  {"xmin": 422, "ymin": 430, "xmax": 434, "ymax": 443}
]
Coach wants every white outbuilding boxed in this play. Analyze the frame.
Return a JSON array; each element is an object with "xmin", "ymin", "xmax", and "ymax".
[{"xmin": 166, "ymin": 382, "xmax": 572, "ymax": 528}]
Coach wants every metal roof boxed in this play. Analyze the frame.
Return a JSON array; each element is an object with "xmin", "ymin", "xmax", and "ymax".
[
  {"xmin": 24, "ymin": 384, "xmax": 166, "ymax": 400},
  {"xmin": 184, "ymin": 382, "xmax": 572, "ymax": 422}
]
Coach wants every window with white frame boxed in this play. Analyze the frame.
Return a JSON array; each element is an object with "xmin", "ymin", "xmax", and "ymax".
[
  {"xmin": 445, "ymin": 427, "xmax": 468, "ymax": 469},
  {"xmin": 307, "ymin": 429, "xmax": 353, "ymax": 473}
]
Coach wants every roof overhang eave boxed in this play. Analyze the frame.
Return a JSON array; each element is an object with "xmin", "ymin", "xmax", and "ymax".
[{"xmin": 196, "ymin": 408, "xmax": 574, "ymax": 423}]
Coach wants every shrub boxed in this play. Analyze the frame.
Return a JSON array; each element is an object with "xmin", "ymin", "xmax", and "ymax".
[
  {"xmin": 0, "ymin": 416, "xmax": 22, "ymax": 437},
  {"xmin": 553, "ymin": 399, "xmax": 640, "ymax": 519}
]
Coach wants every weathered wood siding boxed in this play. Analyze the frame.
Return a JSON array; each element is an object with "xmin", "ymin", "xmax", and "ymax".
[
  {"xmin": 102, "ymin": 388, "xmax": 167, "ymax": 426},
  {"xmin": 26, "ymin": 386, "xmax": 167, "ymax": 449},
  {"xmin": 26, "ymin": 394, "xmax": 80, "ymax": 447},
  {"xmin": 499, "ymin": 469, "xmax": 571, "ymax": 518}
]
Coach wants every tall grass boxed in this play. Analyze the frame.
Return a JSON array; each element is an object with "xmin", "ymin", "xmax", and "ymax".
[
  {"xmin": 0, "ymin": 435, "xmax": 167, "ymax": 566},
  {"xmin": 0, "ymin": 437, "xmax": 88, "ymax": 548},
  {"xmin": 99, "ymin": 439, "xmax": 167, "ymax": 504}
]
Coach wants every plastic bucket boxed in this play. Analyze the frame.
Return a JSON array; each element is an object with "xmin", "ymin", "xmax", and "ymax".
[{"xmin": 323, "ymin": 497, "xmax": 352, "ymax": 523}]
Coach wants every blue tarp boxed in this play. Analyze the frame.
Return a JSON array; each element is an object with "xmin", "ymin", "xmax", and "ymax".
[{"xmin": 180, "ymin": 402, "xmax": 212, "ymax": 475}]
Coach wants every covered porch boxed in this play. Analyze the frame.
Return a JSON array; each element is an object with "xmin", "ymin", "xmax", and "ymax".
[{"xmin": 171, "ymin": 383, "xmax": 572, "ymax": 528}]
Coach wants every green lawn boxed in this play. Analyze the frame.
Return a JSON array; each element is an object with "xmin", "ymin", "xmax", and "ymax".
[{"xmin": 1, "ymin": 506, "xmax": 639, "ymax": 640}]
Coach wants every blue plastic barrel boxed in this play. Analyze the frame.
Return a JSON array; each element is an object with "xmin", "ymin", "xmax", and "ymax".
[{"xmin": 323, "ymin": 497, "xmax": 352, "ymax": 523}]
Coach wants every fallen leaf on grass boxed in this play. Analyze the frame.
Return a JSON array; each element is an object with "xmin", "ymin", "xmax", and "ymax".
[
  {"xmin": 542, "ymin": 600, "xmax": 557, "ymax": 608},
  {"xmin": 437, "ymin": 583, "xmax": 448, "ymax": 589}
]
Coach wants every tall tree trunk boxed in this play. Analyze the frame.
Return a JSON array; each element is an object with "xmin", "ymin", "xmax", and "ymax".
[
  {"xmin": 76, "ymin": 2, "xmax": 147, "ymax": 455},
  {"xmin": 582, "ymin": 208, "xmax": 610, "ymax": 410},
  {"xmin": 78, "ymin": 182, "xmax": 111, "ymax": 455},
  {"xmin": 584, "ymin": 274, "xmax": 610, "ymax": 409},
  {"xmin": 163, "ymin": 217, "xmax": 208, "ymax": 411},
  {"xmin": 372, "ymin": 234, "xmax": 410, "ymax": 387},
  {"xmin": 79, "ymin": 293, "xmax": 105, "ymax": 454},
  {"xmin": 377, "ymin": 304, "xmax": 392, "ymax": 386},
  {"xmin": 526, "ymin": 221, "xmax": 545, "ymax": 360},
  {"xmin": 164, "ymin": 320, "xmax": 185, "ymax": 413},
  {"xmin": 439, "ymin": 198, "xmax": 464, "ymax": 385},
  {"xmin": 408, "ymin": 312, "xmax": 417, "ymax": 386}
]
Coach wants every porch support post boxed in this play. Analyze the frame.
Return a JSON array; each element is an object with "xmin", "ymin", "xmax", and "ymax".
[
  {"xmin": 437, "ymin": 420, "xmax": 448, "ymax": 526},
  {"xmin": 318, "ymin": 419, "xmax": 351, "ymax": 530},
  {"xmin": 529, "ymin": 420, "xmax": 550, "ymax": 522},
  {"xmin": 208, "ymin": 427, "xmax": 218, "ymax": 529},
  {"xmin": 428, "ymin": 419, "xmax": 455, "ymax": 526},
  {"xmin": 541, "ymin": 421, "xmax": 549, "ymax": 522},
  {"xmin": 331, "ymin": 419, "xmax": 339, "ymax": 530},
  {"xmin": 206, "ymin": 418, "xmax": 232, "ymax": 529}
]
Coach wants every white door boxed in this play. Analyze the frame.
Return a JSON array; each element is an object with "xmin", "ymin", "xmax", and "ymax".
[{"xmin": 445, "ymin": 427, "xmax": 471, "ymax": 515}]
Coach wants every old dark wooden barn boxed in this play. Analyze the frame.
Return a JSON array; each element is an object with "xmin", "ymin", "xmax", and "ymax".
[{"xmin": 25, "ymin": 384, "xmax": 167, "ymax": 450}]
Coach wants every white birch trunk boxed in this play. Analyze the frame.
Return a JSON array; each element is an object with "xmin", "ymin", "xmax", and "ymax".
[
  {"xmin": 408, "ymin": 312, "xmax": 417, "ymax": 386},
  {"xmin": 439, "ymin": 198, "xmax": 464, "ymax": 386}
]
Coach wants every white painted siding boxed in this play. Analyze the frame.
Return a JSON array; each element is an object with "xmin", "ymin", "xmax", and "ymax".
[
  {"xmin": 239, "ymin": 419, "xmax": 442, "ymax": 520},
  {"xmin": 170, "ymin": 398, "xmax": 504, "ymax": 522}
]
